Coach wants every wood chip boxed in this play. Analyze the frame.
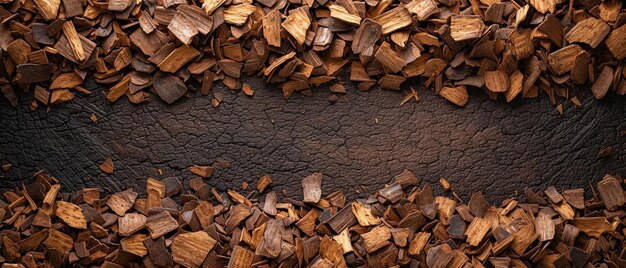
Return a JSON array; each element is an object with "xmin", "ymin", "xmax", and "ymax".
[{"xmin": 171, "ymin": 231, "xmax": 217, "ymax": 267}]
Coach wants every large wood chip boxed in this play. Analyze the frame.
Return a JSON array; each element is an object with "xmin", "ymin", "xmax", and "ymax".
[
  {"xmin": 439, "ymin": 86, "xmax": 468, "ymax": 107},
  {"xmin": 228, "ymin": 245, "xmax": 255, "ymax": 268},
  {"xmin": 107, "ymin": 189, "xmax": 139, "ymax": 216},
  {"xmin": 329, "ymin": 4, "xmax": 361, "ymax": 26},
  {"xmin": 171, "ymin": 231, "xmax": 217, "ymax": 267},
  {"xmin": 158, "ymin": 45, "xmax": 200, "ymax": 73},
  {"xmin": 597, "ymin": 175, "xmax": 625, "ymax": 211},
  {"xmin": 34, "ymin": 0, "xmax": 61, "ymax": 20},
  {"xmin": 405, "ymin": 0, "xmax": 439, "ymax": 21},
  {"xmin": 450, "ymin": 15, "xmax": 485, "ymax": 42},
  {"xmin": 361, "ymin": 225, "xmax": 391, "ymax": 253},
  {"xmin": 168, "ymin": 12, "xmax": 199, "ymax": 45},
  {"xmin": 55, "ymin": 201, "xmax": 87, "ymax": 229},
  {"xmin": 530, "ymin": 0, "xmax": 558, "ymax": 13},
  {"xmin": 565, "ymin": 17, "xmax": 610, "ymax": 49},
  {"xmin": 351, "ymin": 202, "xmax": 381, "ymax": 226},
  {"xmin": 352, "ymin": 19, "xmax": 382, "ymax": 56},
  {"xmin": 118, "ymin": 212, "xmax": 147, "ymax": 236},
  {"xmin": 571, "ymin": 217, "xmax": 612, "ymax": 238},
  {"xmin": 591, "ymin": 66, "xmax": 614, "ymax": 100},
  {"xmin": 606, "ymin": 24, "xmax": 626, "ymax": 60},
  {"xmin": 548, "ymin": 45, "xmax": 582, "ymax": 75},
  {"xmin": 153, "ymin": 72, "xmax": 188, "ymax": 104},
  {"xmin": 146, "ymin": 211, "xmax": 179, "ymax": 238},
  {"xmin": 61, "ymin": 21, "xmax": 85, "ymax": 62},
  {"xmin": 224, "ymin": 4, "xmax": 256, "ymax": 26},
  {"xmin": 282, "ymin": 7, "xmax": 310, "ymax": 45},
  {"xmin": 262, "ymin": 10, "xmax": 281, "ymax": 48},
  {"xmin": 121, "ymin": 233, "xmax": 148, "ymax": 257},
  {"xmin": 375, "ymin": 7, "xmax": 412, "ymax": 35},
  {"xmin": 302, "ymin": 172, "xmax": 322, "ymax": 203},
  {"xmin": 44, "ymin": 228, "xmax": 73, "ymax": 254}
]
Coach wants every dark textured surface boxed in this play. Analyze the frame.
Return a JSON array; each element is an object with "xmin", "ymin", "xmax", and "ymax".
[{"xmin": 0, "ymin": 78, "xmax": 624, "ymax": 203}]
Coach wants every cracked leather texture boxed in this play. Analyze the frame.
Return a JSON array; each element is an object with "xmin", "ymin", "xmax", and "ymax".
[{"xmin": 1, "ymin": 78, "xmax": 625, "ymax": 203}]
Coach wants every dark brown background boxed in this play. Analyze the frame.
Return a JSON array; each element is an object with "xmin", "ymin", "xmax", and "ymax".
[{"xmin": 1, "ymin": 78, "xmax": 624, "ymax": 202}]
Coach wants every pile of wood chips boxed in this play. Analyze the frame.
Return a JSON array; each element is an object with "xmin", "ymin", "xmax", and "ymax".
[
  {"xmin": 1, "ymin": 170, "xmax": 625, "ymax": 267},
  {"xmin": 1, "ymin": 0, "xmax": 626, "ymax": 108}
]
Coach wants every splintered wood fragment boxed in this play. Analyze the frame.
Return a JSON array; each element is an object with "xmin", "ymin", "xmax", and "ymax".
[
  {"xmin": 168, "ymin": 12, "xmax": 198, "ymax": 45},
  {"xmin": 224, "ymin": 4, "xmax": 256, "ymax": 26},
  {"xmin": 439, "ymin": 86, "xmax": 468, "ymax": 107},
  {"xmin": 548, "ymin": 45, "xmax": 582, "ymax": 75},
  {"xmin": 405, "ymin": 0, "xmax": 439, "ymax": 21},
  {"xmin": 34, "ymin": 0, "xmax": 60, "ymax": 20},
  {"xmin": 606, "ymin": 24, "xmax": 626, "ymax": 60},
  {"xmin": 351, "ymin": 202, "xmax": 381, "ymax": 226},
  {"xmin": 55, "ymin": 201, "xmax": 87, "ymax": 229},
  {"xmin": 257, "ymin": 175, "xmax": 272, "ymax": 193},
  {"xmin": 153, "ymin": 72, "xmax": 187, "ymax": 104},
  {"xmin": 450, "ymin": 15, "xmax": 485, "ymax": 42},
  {"xmin": 282, "ymin": 7, "xmax": 310, "ymax": 45},
  {"xmin": 62, "ymin": 21, "xmax": 85, "ymax": 62},
  {"xmin": 591, "ymin": 66, "xmax": 613, "ymax": 100},
  {"xmin": 190, "ymin": 165, "xmax": 213, "ymax": 178},
  {"xmin": 146, "ymin": 211, "xmax": 178, "ymax": 238},
  {"xmin": 571, "ymin": 217, "xmax": 612, "ymax": 238},
  {"xmin": 565, "ymin": 17, "xmax": 610, "ymax": 49},
  {"xmin": 329, "ymin": 4, "xmax": 361, "ymax": 26},
  {"xmin": 361, "ymin": 225, "xmax": 391, "ymax": 253},
  {"xmin": 352, "ymin": 19, "xmax": 382, "ymax": 56},
  {"xmin": 302, "ymin": 173, "xmax": 322, "ymax": 203},
  {"xmin": 121, "ymin": 233, "xmax": 148, "ymax": 257},
  {"xmin": 107, "ymin": 189, "xmax": 139, "ymax": 216},
  {"xmin": 118, "ymin": 213, "xmax": 147, "ymax": 236},
  {"xmin": 228, "ymin": 245, "xmax": 255, "ymax": 268},
  {"xmin": 375, "ymin": 42, "xmax": 406, "ymax": 73},
  {"xmin": 262, "ymin": 10, "xmax": 281, "ymax": 47},
  {"xmin": 158, "ymin": 45, "xmax": 200, "ymax": 73},
  {"xmin": 597, "ymin": 175, "xmax": 625, "ymax": 211},
  {"xmin": 375, "ymin": 7, "xmax": 412, "ymax": 35},
  {"xmin": 484, "ymin": 71, "xmax": 509, "ymax": 93},
  {"xmin": 171, "ymin": 231, "xmax": 217, "ymax": 268}
]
